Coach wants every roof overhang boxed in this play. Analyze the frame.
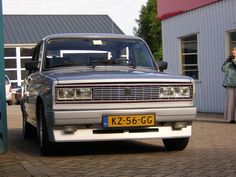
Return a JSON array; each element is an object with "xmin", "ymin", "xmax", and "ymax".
[
  {"xmin": 157, "ymin": 0, "xmax": 221, "ymax": 20},
  {"xmin": 4, "ymin": 44, "xmax": 36, "ymax": 47}
]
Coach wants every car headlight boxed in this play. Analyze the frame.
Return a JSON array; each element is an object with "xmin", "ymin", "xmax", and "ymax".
[
  {"xmin": 57, "ymin": 88, "xmax": 92, "ymax": 100},
  {"xmin": 58, "ymin": 88, "xmax": 75, "ymax": 100},
  {"xmin": 159, "ymin": 86, "xmax": 190, "ymax": 98},
  {"xmin": 75, "ymin": 88, "xmax": 92, "ymax": 100}
]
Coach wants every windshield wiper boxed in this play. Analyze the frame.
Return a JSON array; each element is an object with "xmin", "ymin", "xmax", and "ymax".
[
  {"xmin": 89, "ymin": 58, "xmax": 136, "ymax": 69},
  {"xmin": 47, "ymin": 62, "xmax": 79, "ymax": 69},
  {"xmin": 47, "ymin": 61, "xmax": 92, "ymax": 69}
]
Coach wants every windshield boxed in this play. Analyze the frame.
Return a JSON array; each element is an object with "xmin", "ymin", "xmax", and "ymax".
[{"xmin": 44, "ymin": 38, "xmax": 156, "ymax": 70}]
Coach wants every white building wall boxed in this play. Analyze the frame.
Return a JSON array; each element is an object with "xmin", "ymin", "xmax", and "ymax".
[{"xmin": 162, "ymin": 0, "xmax": 236, "ymax": 113}]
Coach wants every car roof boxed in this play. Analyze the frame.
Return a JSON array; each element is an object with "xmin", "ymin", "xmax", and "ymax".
[{"xmin": 43, "ymin": 33, "xmax": 143, "ymax": 41}]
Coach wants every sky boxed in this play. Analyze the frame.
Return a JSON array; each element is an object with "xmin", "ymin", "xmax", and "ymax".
[{"xmin": 2, "ymin": 0, "xmax": 148, "ymax": 35}]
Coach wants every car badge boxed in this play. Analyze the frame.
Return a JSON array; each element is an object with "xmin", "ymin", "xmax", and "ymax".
[{"xmin": 124, "ymin": 87, "xmax": 132, "ymax": 96}]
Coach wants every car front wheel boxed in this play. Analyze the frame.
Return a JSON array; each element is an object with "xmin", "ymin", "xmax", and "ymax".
[{"xmin": 162, "ymin": 138, "xmax": 189, "ymax": 151}]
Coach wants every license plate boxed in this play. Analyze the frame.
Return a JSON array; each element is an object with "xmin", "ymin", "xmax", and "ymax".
[{"xmin": 103, "ymin": 114, "xmax": 155, "ymax": 128}]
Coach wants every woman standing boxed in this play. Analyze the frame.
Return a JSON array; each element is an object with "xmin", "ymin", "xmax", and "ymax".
[{"xmin": 222, "ymin": 47, "xmax": 236, "ymax": 123}]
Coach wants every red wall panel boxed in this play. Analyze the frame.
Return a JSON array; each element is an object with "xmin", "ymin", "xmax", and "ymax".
[{"xmin": 157, "ymin": 0, "xmax": 221, "ymax": 20}]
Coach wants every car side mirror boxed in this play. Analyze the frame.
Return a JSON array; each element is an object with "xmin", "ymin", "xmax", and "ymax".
[
  {"xmin": 157, "ymin": 61, "xmax": 168, "ymax": 72},
  {"xmin": 25, "ymin": 61, "xmax": 40, "ymax": 71}
]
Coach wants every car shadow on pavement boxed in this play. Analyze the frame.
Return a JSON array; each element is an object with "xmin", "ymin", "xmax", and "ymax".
[
  {"xmin": 8, "ymin": 128, "xmax": 166, "ymax": 157},
  {"xmin": 52, "ymin": 141, "xmax": 166, "ymax": 156}
]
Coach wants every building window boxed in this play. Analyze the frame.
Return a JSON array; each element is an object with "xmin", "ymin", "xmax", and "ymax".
[
  {"xmin": 181, "ymin": 35, "xmax": 199, "ymax": 80},
  {"xmin": 5, "ymin": 58, "xmax": 17, "ymax": 68},
  {"xmin": 4, "ymin": 46, "xmax": 34, "ymax": 86},
  {"xmin": 5, "ymin": 70, "xmax": 17, "ymax": 80},
  {"xmin": 21, "ymin": 70, "xmax": 28, "ymax": 80},
  {"xmin": 20, "ymin": 47, "xmax": 34, "ymax": 56},
  {"xmin": 4, "ymin": 47, "xmax": 17, "ymax": 84},
  {"xmin": 4, "ymin": 48, "xmax": 16, "ymax": 57},
  {"xmin": 229, "ymin": 31, "xmax": 236, "ymax": 49}
]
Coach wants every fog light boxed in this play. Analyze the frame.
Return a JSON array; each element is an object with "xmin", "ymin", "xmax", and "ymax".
[
  {"xmin": 63, "ymin": 126, "xmax": 77, "ymax": 134},
  {"xmin": 173, "ymin": 122, "xmax": 187, "ymax": 130}
]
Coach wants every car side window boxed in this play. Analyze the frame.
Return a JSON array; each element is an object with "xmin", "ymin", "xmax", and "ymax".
[
  {"xmin": 32, "ymin": 42, "xmax": 43, "ymax": 61},
  {"xmin": 28, "ymin": 42, "xmax": 43, "ymax": 74}
]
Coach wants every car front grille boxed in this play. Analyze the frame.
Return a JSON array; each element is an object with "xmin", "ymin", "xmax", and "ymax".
[
  {"xmin": 54, "ymin": 83, "xmax": 193, "ymax": 104},
  {"xmin": 93, "ymin": 85, "xmax": 159, "ymax": 101}
]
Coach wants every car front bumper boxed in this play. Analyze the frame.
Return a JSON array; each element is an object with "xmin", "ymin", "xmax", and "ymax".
[{"xmin": 45, "ymin": 107, "xmax": 196, "ymax": 142}]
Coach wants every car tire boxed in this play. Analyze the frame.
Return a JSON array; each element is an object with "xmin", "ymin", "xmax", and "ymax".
[
  {"xmin": 162, "ymin": 138, "xmax": 189, "ymax": 151},
  {"xmin": 23, "ymin": 121, "xmax": 37, "ymax": 139},
  {"xmin": 38, "ymin": 103, "xmax": 53, "ymax": 156}
]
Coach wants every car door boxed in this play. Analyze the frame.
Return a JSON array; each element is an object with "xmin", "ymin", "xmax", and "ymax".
[{"xmin": 24, "ymin": 42, "xmax": 43, "ymax": 125}]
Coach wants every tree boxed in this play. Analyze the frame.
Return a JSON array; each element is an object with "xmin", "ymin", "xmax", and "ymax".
[{"xmin": 134, "ymin": 0, "xmax": 162, "ymax": 60}]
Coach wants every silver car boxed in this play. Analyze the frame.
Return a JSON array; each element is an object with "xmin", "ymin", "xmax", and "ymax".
[{"xmin": 21, "ymin": 33, "xmax": 196, "ymax": 155}]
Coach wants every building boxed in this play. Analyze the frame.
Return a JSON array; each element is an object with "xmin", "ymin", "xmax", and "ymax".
[
  {"xmin": 3, "ymin": 15, "xmax": 123, "ymax": 86},
  {"xmin": 157, "ymin": 0, "xmax": 236, "ymax": 113}
]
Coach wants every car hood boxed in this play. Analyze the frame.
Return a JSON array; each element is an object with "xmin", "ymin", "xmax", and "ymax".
[{"xmin": 43, "ymin": 68, "xmax": 193, "ymax": 84}]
